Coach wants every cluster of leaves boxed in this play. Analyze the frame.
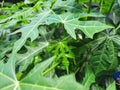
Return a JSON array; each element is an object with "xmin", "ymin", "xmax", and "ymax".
[{"xmin": 0, "ymin": 0, "xmax": 120, "ymax": 90}]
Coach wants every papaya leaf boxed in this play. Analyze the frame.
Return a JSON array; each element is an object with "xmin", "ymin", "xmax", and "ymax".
[
  {"xmin": 0, "ymin": 59, "xmax": 17, "ymax": 89},
  {"xmin": 91, "ymin": 84, "xmax": 104, "ymax": 90},
  {"xmin": 20, "ymin": 74, "xmax": 85, "ymax": 90},
  {"xmin": 12, "ymin": 9, "xmax": 51, "ymax": 53},
  {"xmin": 21, "ymin": 57, "xmax": 55, "ymax": 81},
  {"xmin": 108, "ymin": 40, "xmax": 118, "ymax": 69},
  {"xmin": 54, "ymin": 74, "xmax": 85, "ymax": 90},
  {"xmin": 112, "ymin": 35, "xmax": 120, "ymax": 46},
  {"xmin": 80, "ymin": 36, "xmax": 106, "ymax": 49},
  {"xmin": 118, "ymin": 0, "xmax": 120, "ymax": 5},
  {"xmin": 0, "ymin": 57, "xmax": 54, "ymax": 90},
  {"xmin": 14, "ymin": 42, "xmax": 49, "ymax": 72},
  {"xmin": 78, "ymin": 21, "xmax": 113, "ymax": 38},
  {"xmin": 0, "ymin": 41, "xmax": 13, "ymax": 61},
  {"xmin": 48, "ymin": 40, "xmax": 75, "ymax": 73},
  {"xmin": 106, "ymin": 81, "xmax": 116, "ymax": 90},
  {"xmin": 82, "ymin": 66, "xmax": 95, "ymax": 90},
  {"xmin": 91, "ymin": 40, "xmax": 118, "ymax": 74},
  {"xmin": 0, "ymin": 8, "xmax": 33, "ymax": 24},
  {"xmin": 46, "ymin": 13, "xmax": 113, "ymax": 39},
  {"xmin": 52, "ymin": 0, "xmax": 82, "ymax": 12},
  {"xmin": 76, "ymin": 13, "xmax": 104, "ymax": 18},
  {"xmin": 0, "ymin": 57, "xmax": 85, "ymax": 90}
]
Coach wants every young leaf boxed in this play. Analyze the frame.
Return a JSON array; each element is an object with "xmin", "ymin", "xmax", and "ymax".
[{"xmin": 48, "ymin": 40, "xmax": 75, "ymax": 73}]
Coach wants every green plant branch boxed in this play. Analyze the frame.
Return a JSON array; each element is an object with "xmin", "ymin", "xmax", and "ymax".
[
  {"xmin": 43, "ymin": 62, "xmax": 59, "ymax": 76},
  {"xmin": 99, "ymin": 0, "xmax": 103, "ymax": 13},
  {"xmin": 88, "ymin": 0, "xmax": 92, "ymax": 13},
  {"xmin": 75, "ymin": 0, "xmax": 79, "ymax": 3},
  {"xmin": 114, "ymin": 24, "xmax": 120, "ymax": 34},
  {"xmin": 75, "ymin": 51, "xmax": 89, "ymax": 74},
  {"xmin": 50, "ymin": 0, "xmax": 57, "ymax": 8},
  {"xmin": 107, "ymin": 0, "xmax": 115, "ymax": 16}
]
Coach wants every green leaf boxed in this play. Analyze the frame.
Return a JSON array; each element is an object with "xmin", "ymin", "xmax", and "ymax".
[
  {"xmin": 99, "ymin": 0, "xmax": 114, "ymax": 14},
  {"xmin": 14, "ymin": 42, "xmax": 49, "ymax": 72},
  {"xmin": 20, "ymin": 74, "xmax": 85, "ymax": 90},
  {"xmin": 106, "ymin": 81, "xmax": 116, "ymax": 90},
  {"xmin": 48, "ymin": 40, "xmax": 75, "ymax": 72},
  {"xmin": 0, "ymin": 41, "xmax": 13, "ymax": 60},
  {"xmin": 0, "ymin": 59, "xmax": 16, "ymax": 89},
  {"xmin": 0, "ymin": 57, "xmax": 54, "ymax": 90},
  {"xmin": 91, "ymin": 84, "xmax": 104, "ymax": 90},
  {"xmin": 46, "ymin": 13, "xmax": 113, "ymax": 39},
  {"xmin": 54, "ymin": 74, "xmax": 85, "ymax": 90},
  {"xmin": 78, "ymin": 21, "xmax": 113, "ymax": 38},
  {"xmin": 112, "ymin": 35, "xmax": 120, "ymax": 46},
  {"xmin": 118, "ymin": 0, "xmax": 120, "ymax": 5},
  {"xmin": 91, "ymin": 40, "xmax": 118, "ymax": 74},
  {"xmin": 107, "ymin": 40, "xmax": 118, "ymax": 69},
  {"xmin": 12, "ymin": 9, "xmax": 51, "ymax": 53},
  {"xmin": 80, "ymin": 36, "xmax": 106, "ymax": 49},
  {"xmin": 52, "ymin": 0, "xmax": 82, "ymax": 12},
  {"xmin": 0, "ymin": 57, "xmax": 85, "ymax": 90},
  {"xmin": 82, "ymin": 66, "xmax": 95, "ymax": 90},
  {"xmin": 0, "ymin": 8, "xmax": 33, "ymax": 24},
  {"xmin": 21, "ymin": 56, "xmax": 55, "ymax": 81}
]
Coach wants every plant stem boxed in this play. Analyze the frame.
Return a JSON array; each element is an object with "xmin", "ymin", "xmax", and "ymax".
[
  {"xmin": 107, "ymin": 0, "xmax": 115, "ymax": 16},
  {"xmin": 43, "ymin": 62, "xmax": 59, "ymax": 76},
  {"xmin": 114, "ymin": 24, "xmax": 120, "ymax": 34},
  {"xmin": 88, "ymin": 0, "xmax": 92, "ymax": 13},
  {"xmin": 50, "ymin": 0, "xmax": 57, "ymax": 8},
  {"xmin": 99, "ymin": 0, "xmax": 103, "ymax": 13},
  {"xmin": 75, "ymin": 0, "xmax": 79, "ymax": 3},
  {"xmin": 75, "ymin": 52, "xmax": 88, "ymax": 74}
]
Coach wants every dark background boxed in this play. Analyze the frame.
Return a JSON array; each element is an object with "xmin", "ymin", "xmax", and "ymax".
[{"xmin": 0, "ymin": 0, "xmax": 23, "ymax": 3}]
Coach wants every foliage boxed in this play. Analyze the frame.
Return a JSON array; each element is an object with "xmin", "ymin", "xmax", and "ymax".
[
  {"xmin": 48, "ymin": 38, "xmax": 75, "ymax": 74},
  {"xmin": 0, "ymin": 0, "xmax": 120, "ymax": 90}
]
